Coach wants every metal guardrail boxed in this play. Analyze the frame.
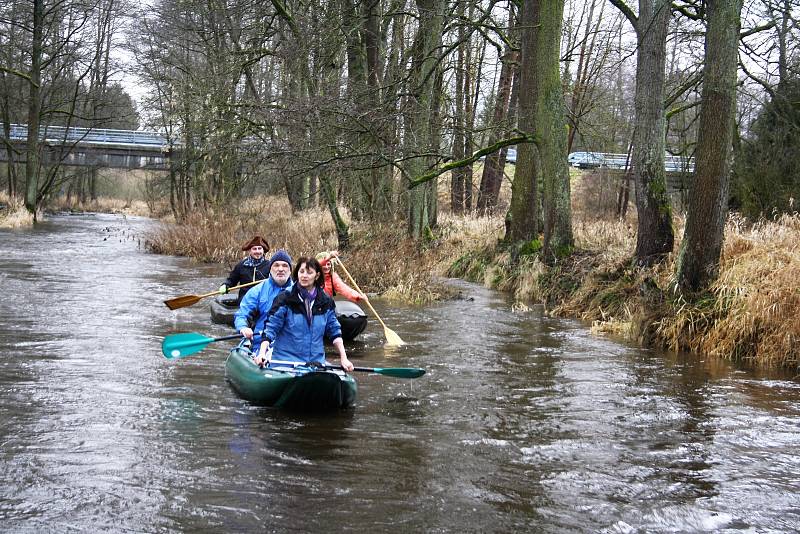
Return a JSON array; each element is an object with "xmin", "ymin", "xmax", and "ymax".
[
  {"xmin": 568, "ymin": 151, "xmax": 695, "ymax": 173},
  {"xmin": 4, "ymin": 123, "xmax": 169, "ymax": 151}
]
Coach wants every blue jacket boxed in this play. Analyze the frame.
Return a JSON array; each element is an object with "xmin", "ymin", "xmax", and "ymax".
[
  {"xmin": 262, "ymin": 286, "xmax": 342, "ymax": 364},
  {"xmin": 234, "ymin": 276, "xmax": 293, "ymax": 350}
]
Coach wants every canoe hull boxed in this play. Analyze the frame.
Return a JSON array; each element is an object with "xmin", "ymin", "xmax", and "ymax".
[
  {"xmin": 210, "ymin": 293, "xmax": 239, "ymax": 325},
  {"xmin": 211, "ymin": 295, "xmax": 368, "ymax": 341},
  {"xmin": 224, "ymin": 347, "xmax": 357, "ymax": 411}
]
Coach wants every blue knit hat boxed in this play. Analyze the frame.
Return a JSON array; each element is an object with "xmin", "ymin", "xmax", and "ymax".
[{"xmin": 269, "ymin": 249, "xmax": 292, "ymax": 270}]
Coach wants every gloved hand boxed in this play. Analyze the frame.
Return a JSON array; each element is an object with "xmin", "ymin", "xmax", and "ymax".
[{"xmin": 218, "ymin": 284, "xmax": 227, "ymax": 294}]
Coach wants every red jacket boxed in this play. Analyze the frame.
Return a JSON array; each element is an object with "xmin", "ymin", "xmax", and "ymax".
[{"xmin": 322, "ymin": 271, "xmax": 362, "ymax": 302}]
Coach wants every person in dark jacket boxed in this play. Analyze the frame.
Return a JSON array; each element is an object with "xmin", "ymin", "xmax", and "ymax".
[
  {"xmin": 254, "ymin": 257, "xmax": 354, "ymax": 372},
  {"xmin": 218, "ymin": 235, "xmax": 270, "ymax": 305}
]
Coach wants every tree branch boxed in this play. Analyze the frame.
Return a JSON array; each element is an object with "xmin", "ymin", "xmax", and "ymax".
[
  {"xmin": 406, "ymin": 132, "xmax": 537, "ymax": 189},
  {"xmin": 608, "ymin": 0, "xmax": 638, "ymax": 29},
  {"xmin": 740, "ymin": 20, "xmax": 777, "ymax": 39},
  {"xmin": 0, "ymin": 66, "xmax": 36, "ymax": 85}
]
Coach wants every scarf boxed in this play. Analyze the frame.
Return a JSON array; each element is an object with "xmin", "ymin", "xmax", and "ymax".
[
  {"xmin": 298, "ymin": 286, "xmax": 317, "ymax": 325},
  {"xmin": 243, "ymin": 256, "xmax": 267, "ymax": 268}
]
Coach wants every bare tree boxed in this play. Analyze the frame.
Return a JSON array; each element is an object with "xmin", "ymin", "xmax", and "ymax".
[
  {"xmin": 676, "ymin": 0, "xmax": 743, "ymax": 291},
  {"xmin": 610, "ymin": 0, "xmax": 674, "ymax": 265}
]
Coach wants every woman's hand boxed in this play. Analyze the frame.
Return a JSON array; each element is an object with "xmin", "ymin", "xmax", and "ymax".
[
  {"xmin": 340, "ymin": 355, "xmax": 354, "ymax": 372},
  {"xmin": 239, "ymin": 327, "xmax": 253, "ymax": 340},
  {"xmin": 332, "ymin": 338, "xmax": 353, "ymax": 372},
  {"xmin": 253, "ymin": 342, "xmax": 271, "ymax": 367}
]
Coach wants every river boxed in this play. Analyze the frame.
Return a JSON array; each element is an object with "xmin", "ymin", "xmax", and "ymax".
[{"xmin": 1, "ymin": 213, "xmax": 799, "ymax": 532}]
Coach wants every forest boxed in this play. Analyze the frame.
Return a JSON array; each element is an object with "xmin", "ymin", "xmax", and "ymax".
[{"xmin": 2, "ymin": 0, "xmax": 799, "ymax": 367}]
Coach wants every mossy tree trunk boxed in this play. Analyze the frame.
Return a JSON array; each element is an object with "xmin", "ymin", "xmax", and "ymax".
[
  {"xmin": 611, "ymin": 0, "xmax": 673, "ymax": 265},
  {"xmin": 405, "ymin": 0, "xmax": 444, "ymax": 239},
  {"xmin": 507, "ymin": 0, "xmax": 541, "ymax": 244},
  {"xmin": 676, "ymin": 0, "xmax": 742, "ymax": 292},
  {"xmin": 507, "ymin": 0, "xmax": 571, "ymax": 253},
  {"xmin": 536, "ymin": 0, "xmax": 573, "ymax": 255}
]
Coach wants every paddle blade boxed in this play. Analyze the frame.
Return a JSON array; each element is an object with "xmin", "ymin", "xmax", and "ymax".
[
  {"xmin": 383, "ymin": 327, "xmax": 405, "ymax": 347},
  {"xmin": 163, "ymin": 294, "xmax": 202, "ymax": 310},
  {"xmin": 161, "ymin": 332, "xmax": 213, "ymax": 359},
  {"xmin": 372, "ymin": 367, "xmax": 425, "ymax": 379}
]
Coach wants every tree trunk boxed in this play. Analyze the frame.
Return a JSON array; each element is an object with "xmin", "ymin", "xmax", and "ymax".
[
  {"xmin": 537, "ymin": 0, "xmax": 573, "ymax": 254},
  {"xmin": 463, "ymin": 20, "xmax": 476, "ymax": 213},
  {"xmin": 320, "ymin": 174, "xmax": 350, "ymax": 249},
  {"xmin": 405, "ymin": 0, "xmax": 444, "ymax": 239},
  {"xmin": 507, "ymin": 0, "xmax": 541, "ymax": 243},
  {"xmin": 1, "ymin": 106, "xmax": 17, "ymax": 198},
  {"xmin": 451, "ymin": 15, "xmax": 466, "ymax": 214},
  {"xmin": 676, "ymin": 0, "xmax": 742, "ymax": 292},
  {"xmin": 477, "ymin": 52, "xmax": 517, "ymax": 214},
  {"xmin": 630, "ymin": 0, "xmax": 674, "ymax": 264},
  {"xmin": 24, "ymin": 0, "xmax": 44, "ymax": 219}
]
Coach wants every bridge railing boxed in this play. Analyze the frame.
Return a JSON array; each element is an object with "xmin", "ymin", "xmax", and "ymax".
[
  {"xmin": 4, "ymin": 123, "xmax": 170, "ymax": 149},
  {"xmin": 568, "ymin": 151, "xmax": 695, "ymax": 173}
]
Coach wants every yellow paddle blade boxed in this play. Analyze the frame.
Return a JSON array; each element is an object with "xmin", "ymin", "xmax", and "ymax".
[{"xmin": 383, "ymin": 327, "xmax": 405, "ymax": 347}]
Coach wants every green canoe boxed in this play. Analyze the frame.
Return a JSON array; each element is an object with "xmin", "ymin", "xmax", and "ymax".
[{"xmin": 224, "ymin": 346, "xmax": 357, "ymax": 411}]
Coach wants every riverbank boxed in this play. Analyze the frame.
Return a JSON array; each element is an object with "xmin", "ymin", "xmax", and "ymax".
[
  {"xmin": 0, "ymin": 192, "xmax": 158, "ymax": 228},
  {"xmin": 450, "ymin": 212, "xmax": 800, "ymax": 370},
  {"xmin": 143, "ymin": 192, "xmax": 799, "ymax": 369}
]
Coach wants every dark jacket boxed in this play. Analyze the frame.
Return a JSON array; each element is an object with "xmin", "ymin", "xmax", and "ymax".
[
  {"xmin": 224, "ymin": 258, "xmax": 270, "ymax": 304},
  {"xmin": 262, "ymin": 286, "xmax": 342, "ymax": 364}
]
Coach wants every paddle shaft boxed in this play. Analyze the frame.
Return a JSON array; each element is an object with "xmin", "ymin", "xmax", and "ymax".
[
  {"xmin": 164, "ymin": 278, "xmax": 265, "ymax": 310},
  {"xmin": 268, "ymin": 359, "xmax": 423, "ymax": 378},
  {"xmin": 332, "ymin": 258, "xmax": 389, "ymax": 330},
  {"xmin": 269, "ymin": 359, "xmax": 374, "ymax": 373}
]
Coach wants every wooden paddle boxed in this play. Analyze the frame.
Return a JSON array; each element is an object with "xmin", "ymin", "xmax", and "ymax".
[
  {"xmin": 332, "ymin": 257, "xmax": 406, "ymax": 347},
  {"xmin": 163, "ymin": 279, "xmax": 264, "ymax": 310}
]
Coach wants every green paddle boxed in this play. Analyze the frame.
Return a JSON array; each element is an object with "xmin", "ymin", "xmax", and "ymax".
[
  {"xmin": 268, "ymin": 359, "xmax": 425, "ymax": 379},
  {"xmin": 161, "ymin": 332, "xmax": 243, "ymax": 359}
]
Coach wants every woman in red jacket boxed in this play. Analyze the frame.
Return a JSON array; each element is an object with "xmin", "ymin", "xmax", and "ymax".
[{"xmin": 315, "ymin": 251, "xmax": 368, "ymax": 304}]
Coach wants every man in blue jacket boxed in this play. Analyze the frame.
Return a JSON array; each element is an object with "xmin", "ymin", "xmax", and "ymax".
[{"xmin": 234, "ymin": 249, "xmax": 293, "ymax": 352}]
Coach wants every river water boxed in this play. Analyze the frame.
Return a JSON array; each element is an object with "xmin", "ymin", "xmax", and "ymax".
[{"xmin": 1, "ymin": 213, "xmax": 799, "ymax": 532}]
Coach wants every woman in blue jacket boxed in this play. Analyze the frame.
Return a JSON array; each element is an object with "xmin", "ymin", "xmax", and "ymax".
[{"xmin": 254, "ymin": 257, "xmax": 354, "ymax": 372}]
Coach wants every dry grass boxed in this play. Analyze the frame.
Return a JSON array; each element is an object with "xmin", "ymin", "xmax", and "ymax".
[
  {"xmin": 146, "ymin": 195, "xmax": 506, "ymax": 304},
  {"xmin": 690, "ymin": 214, "xmax": 800, "ymax": 368},
  {"xmin": 553, "ymin": 212, "xmax": 800, "ymax": 369},
  {"xmin": 146, "ymin": 196, "xmax": 340, "ymax": 265},
  {"xmin": 440, "ymin": 169, "xmax": 800, "ymax": 369},
  {"xmin": 0, "ymin": 192, "xmax": 35, "ymax": 228}
]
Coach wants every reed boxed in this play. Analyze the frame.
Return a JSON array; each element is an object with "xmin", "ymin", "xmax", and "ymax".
[
  {"xmin": 0, "ymin": 192, "xmax": 34, "ymax": 228},
  {"xmin": 146, "ymin": 197, "xmax": 340, "ymax": 265}
]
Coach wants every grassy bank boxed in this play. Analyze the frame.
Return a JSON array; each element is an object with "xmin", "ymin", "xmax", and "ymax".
[
  {"xmin": 146, "ymin": 187, "xmax": 799, "ymax": 370},
  {"xmin": 448, "ymin": 212, "xmax": 800, "ymax": 370},
  {"xmin": 145, "ymin": 195, "xmax": 498, "ymax": 303}
]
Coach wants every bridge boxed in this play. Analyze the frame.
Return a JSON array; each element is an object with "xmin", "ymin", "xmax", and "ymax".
[{"xmin": 0, "ymin": 124, "xmax": 174, "ymax": 170}]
